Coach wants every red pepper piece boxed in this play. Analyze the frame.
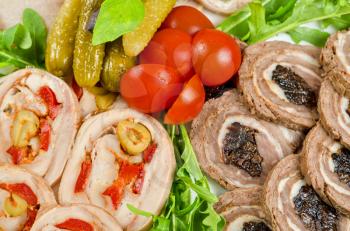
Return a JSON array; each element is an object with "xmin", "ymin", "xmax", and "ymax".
[
  {"xmin": 22, "ymin": 208, "xmax": 37, "ymax": 231},
  {"xmin": 38, "ymin": 86, "xmax": 60, "ymax": 120},
  {"xmin": 103, "ymin": 162, "xmax": 144, "ymax": 209},
  {"xmin": 132, "ymin": 168, "xmax": 145, "ymax": 194},
  {"xmin": 55, "ymin": 218, "xmax": 94, "ymax": 231},
  {"xmin": 0, "ymin": 183, "xmax": 38, "ymax": 206},
  {"xmin": 143, "ymin": 143, "xmax": 157, "ymax": 163},
  {"xmin": 6, "ymin": 146, "xmax": 27, "ymax": 165},
  {"xmin": 72, "ymin": 78, "xmax": 83, "ymax": 101},
  {"xmin": 74, "ymin": 160, "xmax": 92, "ymax": 193},
  {"xmin": 39, "ymin": 119, "xmax": 51, "ymax": 151}
]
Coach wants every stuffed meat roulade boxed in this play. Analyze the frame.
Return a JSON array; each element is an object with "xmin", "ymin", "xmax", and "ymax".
[
  {"xmin": 191, "ymin": 90, "xmax": 303, "ymax": 190},
  {"xmin": 0, "ymin": 164, "xmax": 56, "ymax": 231},
  {"xmin": 214, "ymin": 187, "xmax": 271, "ymax": 231},
  {"xmin": 0, "ymin": 69, "xmax": 80, "ymax": 185},
  {"xmin": 301, "ymin": 123, "xmax": 350, "ymax": 216},
  {"xmin": 263, "ymin": 154, "xmax": 350, "ymax": 231},
  {"xmin": 239, "ymin": 41, "xmax": 322, "ymax": 130},
  {"xmin": 59, "ymin": 108, "xmax": 176, "ymax": 231},
  {"xmin": 321, "ymin": 30, "xmax": 350, "ymax": 97},
  {"xmin": 31, "ymin": 204, "xmax": 122, "ymax": 231}
]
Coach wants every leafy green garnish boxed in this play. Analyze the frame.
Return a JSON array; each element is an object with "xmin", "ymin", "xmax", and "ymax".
[
  {"xmin": 92, "ymin": 0, "xmax": 145, "ymax": 45},
  {"xmin": 128, "ymin": 125, "xmax": 225, "ymax": 231},
  {"xmin": 218, "ymin": 0, "xmax": 350, "ymax": 47},
  {"xmin": 0, "ymin": 8, "xmax": 47, "ymax": 75}
]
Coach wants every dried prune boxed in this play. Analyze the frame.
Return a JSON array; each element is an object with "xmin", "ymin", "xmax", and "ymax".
[
  {"xmin": 332, "ymin": 148, "xmax": 350, "ymax": 187},
  {"xmin": 205, "ymin": 80, "xmax": 234, "ymax": 101},
  {"xmin": 272, "ymin": 65, "xmax": 316, "ymax": 107},
  {"xmin": 293, "ymin": 186, "xmax": 338, "ymax": 231},
  {"xmin": 243, "ymin": 221, "xmax": 271, "ymax": 231},
  {"xmin": 222, "ymin": 122, "xmax": 263, "ymax": 177}
]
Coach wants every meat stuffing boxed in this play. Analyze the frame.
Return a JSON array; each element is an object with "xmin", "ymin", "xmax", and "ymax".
[
  {"xmin": 243, "ymin": 221, "xmax": 271, "ymax": 231},
  {"xmin": 332, "ymin": 148, "xmax": 350, "ymax": 188}
]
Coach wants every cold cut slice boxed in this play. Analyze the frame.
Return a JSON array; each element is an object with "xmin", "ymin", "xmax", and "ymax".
[
  {"xmin": 321, "ymin": 30, "xmax": 350, "ymax": 97},
  {"xmin": 191, "ymin": 90, "xmax": 303, "ymax": 190},
  {"xmin": 263, "ymin": 154, "xmax": 350, "ymax": 231},
  {"xmin": 0, "ymin": 68, "xmax": 80, "ymax": 185},
  {"xmin": 31, "ymin": 204, "xmax": 122, "ymax": 231},
  {"xmin": 239, "ymin": 41, "xmax": 322, "ymax": 130},
  {"xmin": 0, "ymin": 164, "xmax": 56, "ymax": 231},
  {"xmin": 318, "ymin": 77, "xmax": 350, "ymax": 149},
  {"xmin": 214, "ymin": 187, "xmax": 271, "ymax": 231},
  {"xmin": 59, "ymin": 108, "xmax": 175, "ymax": 231},
  {"xmin": 195, "ymin": 0, "xmax": 252, "ymax": 15},
  {"xmin": 301, "ymin": 123, "xmax": 350, "ymax": 216}
]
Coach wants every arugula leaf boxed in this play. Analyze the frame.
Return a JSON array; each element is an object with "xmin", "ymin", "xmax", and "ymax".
[
  {"xmin": 288, "ymin": 27, "xmax": 330, "ymax": 47},
  {"xmin": 92, "ymin": 0, "xmax": 145, "ymax": 45},
  {"xmin": 0, "ymin": 8, "xmax": 47, "ymax": 75}
]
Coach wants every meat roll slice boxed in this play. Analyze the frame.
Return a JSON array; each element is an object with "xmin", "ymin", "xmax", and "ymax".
[
  {"xmin": 0, "ymin": 164, "xmax": 56, "ymax": 231},
  {"xmin": 59, "ymin": 108, "xmax": 175, "ymax": 231},
  {"xmin": 0, "ymin": 69, "xmax": 80, "ymax": 185},
  {"xmin": 214, "ymin": 187, "xmax": 272, "ymax": 230},
  {"xmin": 31, "ymin": 204, "xmax": 122, "ymax": 231},
  {"xmin": 319, "ymin": 78, "xmax": 350, "ymax": 148},
  {"xmin": 321, "ymin": 30, "xmax": 350, "ymax": 97},
  {"xmin": 195, "ymin": 0, "xmax": 252, "ymax": 15},
  {"xmin": 301, "ymin": 123, "xmax": 350, "ymax": 216},
  {"xmin": 239, "ymin": 41, "xmax": 322, "ymax": 130},
  {"xmin": 191, "ymin": 90, "xmax": 303, "ymax": 190},
  {"xmin": 263, "ymin": 154, "xmax": 350, "ymax": 231}
]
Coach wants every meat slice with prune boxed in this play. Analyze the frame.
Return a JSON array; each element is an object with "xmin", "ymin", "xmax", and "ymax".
[
  {"xmin": 191, "ymin": 90, "xmax": 303, "ymax": 190},
  {"xmin": 239, "ymin": 41, "xmax": 322, "ymax": 130},
  {"xmin": 263, "ymin": 154, "xmax": 350, "ymax": 231},
  {"xmin": 321, "ymin": 30, "xmax": 350, "ymax": 97},
  {"xmin": 318, "ymin": 77, "xmax": 350, "ymax": 149},
  {"xmin": 301, "ymin": 123, "xmax": 350, "ymax": 217},
  {"xmin": 214, "ymin": 187, "xmax": 271, "ymax": 231}
]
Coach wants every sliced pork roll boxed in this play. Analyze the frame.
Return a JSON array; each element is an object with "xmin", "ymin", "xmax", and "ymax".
[
  {"xmin": 31, "ymin": 204, "xmax": 122, "ymax": 231},
  {"xmin": 301, "ymin": 123, "xmax": 350, "ymax": 216},
  {"xmin": 319, "ymin": 78, "xmax": 350, "ymax": 148},
  {"xmin": 191, "ymin": 90, "xmax": 303, "ymax": 190},
  {"xmin": 0, "ymin": 69, "xmax": 80, "ymax": 185},
  {"xmin": 0, "ymin": 164, "xmax": 56, "ymax": 231},
  {"xmin": 196, "ymin": 0, "xmax": 252, "ymax": 15},
  {"xmin": 214, "ymin": 187, "xmax": 272, "ymax": 230},
  {"xmin": 59, "ymin": 108, "xmax": 175, "ymax": 231},
  {"xmin": 239, "ymin": 41, "xmax": 322, "ymax": 130},
  {"xmin": 263, "ymin": 154, "xmax": 350, "ymax": 231},
  {"xmin": 321, "ymin": 30, "xmax": 350, "ymax": 97}
]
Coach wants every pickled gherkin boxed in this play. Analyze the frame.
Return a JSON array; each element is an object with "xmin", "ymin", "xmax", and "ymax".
[
  {"xmin": 123, "ymin": 0, "xmax": 176, "ymax": 57},
  {"xmin": 45, "ymin": 0, "xmax": 82, "ymax": 77},
  {"xmin": 73, "ymin": 0, "xmax": 105, "ymax": 87},
  {"xmin": 101, "ymin": 40, "xmax": 136, "ymax": 92}
]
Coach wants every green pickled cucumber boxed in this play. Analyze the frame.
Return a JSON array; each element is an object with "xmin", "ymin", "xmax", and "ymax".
[
  {"xmin": 122, "ymin": 0, "xmax": 176, "ymax": 57},
  {"xmin": 45, "ymin": 0, "xmax": 82, "ymax": 77},
  {"xmin": 101, "ymin": 40, "xmax": 136, "ymax": 92},
  {"xmin": 73, "ymin": 0, "xmax": 105, "ymax": 87}
]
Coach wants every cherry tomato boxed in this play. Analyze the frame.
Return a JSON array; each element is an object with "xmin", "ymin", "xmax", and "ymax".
[
  {"xmin": 165, "ymin": 75, "xmax": 205, "ymax": 124},
  {"xmin": 161, "ymin": 6, "xmax": 214, "ymax": 36},
  {"xmin": 140, "ymin": 29, "xmax": 193, "ymax": 81},
  {"xmin": 120, "ymin": 64, "xmax": 183, "ymax": 113},
  {"xmin": 192, "ymin": 29, "xmax": 241, "ymax": 86}
]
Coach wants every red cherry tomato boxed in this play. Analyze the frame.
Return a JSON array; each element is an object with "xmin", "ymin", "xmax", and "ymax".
[
  {"xmin": 120, "ymin": 64, "xmax": 183, "ymax": 113},
  {"xmin": 192, "ymin": 29, "xmax": 241, "ymax": 86},
  {"xmin": 165, "ymin": 75, "xmax": 205, "ymax": 124},
  {"xmin": 140, "ymin": 29, "xmax": 193, "ymax": 81},
  {"xmin": 161, "ymin": 6, "xmax": 214, "ymax": 36}
]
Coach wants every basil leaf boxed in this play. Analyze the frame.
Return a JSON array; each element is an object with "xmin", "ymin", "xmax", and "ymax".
[
  {"xmin": 92, "ymin": 0, "xmax": 144, "ymax": 45},
  {"xmin": 288, "ymin": 26, "xmax": 330, "ymax": 47}
]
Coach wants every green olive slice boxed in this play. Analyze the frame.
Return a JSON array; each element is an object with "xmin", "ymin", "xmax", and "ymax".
[
  {"xmin": 117, "ymin": 120, "xmax": 151, "ymax": 155},
  {"xmin": 4, "ymin": 193, "xmax": 28, "ymax": 217}
]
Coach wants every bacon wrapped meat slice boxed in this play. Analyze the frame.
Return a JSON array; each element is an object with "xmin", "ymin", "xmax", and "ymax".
[
  {"xmin": 59, "ymin": 108, "xmax": 175, "ymax": 231},
  {"xmin": 263, "ymin": 154, "xmax": 350, "ymax": 231},
  {"xmin": 215, "ymin": 187, "xmax": 271, "ymax": 230},
  {"xmin": 0, "ymin": 164, "xmax": 56, "ymax": 231},
  {"xmin": 191, "ymin": 90, "xmax": 303, "ymax": 190},
  {"xmin": 239, "ymin": 41, "xmax": 322, "ymax": 130},
  {"xmin": 0, "ymin": 69, "xmax": 80, "ymax": 185}
]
